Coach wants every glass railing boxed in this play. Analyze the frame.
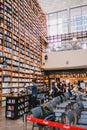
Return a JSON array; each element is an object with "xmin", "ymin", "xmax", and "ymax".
[{"xmin": 43, "ymin": 31, "xmax": 87, "ymax": 52}]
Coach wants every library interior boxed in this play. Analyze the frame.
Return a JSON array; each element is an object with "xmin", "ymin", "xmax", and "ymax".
[{"xmin": 0, "ymin": 0, "xmax": 87, "ymax": 130}]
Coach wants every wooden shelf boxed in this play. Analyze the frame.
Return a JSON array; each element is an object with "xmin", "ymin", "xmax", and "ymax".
[
  {"xmin": 0, "ymin": 0, "xmax": 47, "ymax": 107},
  {"xmin": 5, "ymin": 94, "xmax": 30, "ymax": 119},
  {"xmin": 44, "ymin": 70, "xmax": 87, "ymax": 87}
]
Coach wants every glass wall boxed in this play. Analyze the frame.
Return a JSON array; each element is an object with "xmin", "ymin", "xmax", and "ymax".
[
  {"xmin": 70, "ymin": 7, "xmax": 82, "ymax": 32},
  {"xmin": 45, "ymin": 5, "xmax": 87, "ymax": 52},
  {"xmin": 58, "ymin": 11, "xmax": 68, "ymax": 34},
  {"xmin": 70, "ymin": 6, "xmax": 87, "ymax": 32},
  {"xmin": 47, "ymin": 10, "xmax": 68, "ymax": 36}
]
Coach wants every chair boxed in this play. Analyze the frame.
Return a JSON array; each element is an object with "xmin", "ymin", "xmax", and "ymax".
[
  {"xmin": 64, "ymin": 92, "xmax": 75, "ymax": 100},
  {"xmin": 48, "ymin": 100, "xmax": 65, "ymax": 123},
  {"xmin": 81, "ymin": 95, "xmax": 87, "ymax": 101},
  {"xmin": 30, "ymin": 106, "xmax": 55, "ymax": 130},
  {"xmin": 50, "ymin": 99, "xmax": 66, "ymax": 114},
  {"xmin": 57, "ymin": 95, "xmax": 72, "ymax": 109},
  {"xmin": 46, "ymin": 101, "xmax": 63, "ymax": 123},
  {"xmin": 64, "ymin": 92, "xmax": 76, "ymax": 105},
  {"xmin": 56, "ymin": 101, "xmax": 70, "ymax": 110},
  {"xmin": 78, "ymin": 101, "xmax": 87, "ymax": 109},
  {"xmin": 37, "ymin": 94, "xmax": 45, "ymax": 106},
  {"xmin": 73, "ymin": 103, "xmax": 87, "ymax": 125},
  {"xmin": 75, "ymin": 102, "xmax": 87, "ymax": 115},
  {"xmin": 53, "ymin": 96, "xmax": 61, "ymax": 105},
  {"xmin": 65, "ymin": 109, "xmax": 87, "ymax": 129},
  {"xmin": 76, "ymin": 95, "xmax": 82, "ymax": 101},
  {"xmin": 30, "ymin": 106, "xmax": 43, "ymax": 130},
  {"xmin": 65, "ymin": 109, "xmax": 75, "ymax": 125}
]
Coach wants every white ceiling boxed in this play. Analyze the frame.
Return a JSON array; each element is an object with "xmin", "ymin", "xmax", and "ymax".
[
  {"xmin": 37, "ymin": 0, "xmax": 87, "ymax": 14},
  {"xmin": 37, "ymin": 0, "xmax": 61, "ymax": 14},
  {"xmin": 37, "ymin": 0, "xmax": 72, "ymax": 14}
]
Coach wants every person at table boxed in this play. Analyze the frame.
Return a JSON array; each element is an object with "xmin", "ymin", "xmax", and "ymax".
[{"xmin": 31, "ymin": 79, "xmax": 38, "ymax": 108}]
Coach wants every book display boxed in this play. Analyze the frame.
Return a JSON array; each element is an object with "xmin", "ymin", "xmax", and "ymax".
[
  {"xmin": 0, "ymin": 0, "xmax": 47, "ymax": 107},
  {"xmin": 5, "ymin": 94, "xmax": 30, "ymax": 119},
  {"xmin": 44, "ymin": 70, "xmax": 87, "ymax": 87}
]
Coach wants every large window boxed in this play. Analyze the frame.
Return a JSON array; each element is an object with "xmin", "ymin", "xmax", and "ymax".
[
  {"xmin": 47, "ymin": 10, "xmax": 68, "ymax": 36},
  {"xmin": 70, "ymin": 7, "xmax": 82, "ymax": 32},
  {"xmin": 47, "ymin": 5, "xmax": 87, "ymax": 36},
  {"xmin": 46, "ymin": 5, "xmax": 87, "ymax": 52},
  {"xmin": 58, "ymin": 11, "xmax": 68, "ymax": 34},
  {"xmin": 70, "ymin": 6, "xmax": 87, "ymax": 32},
  {"xmin": 82, "ymin": 6, "xmax": 87, "ymax": 31}
]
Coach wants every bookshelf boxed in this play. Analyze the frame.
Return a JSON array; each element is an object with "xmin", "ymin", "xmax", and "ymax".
[
  {"xmin": 5, "ymin": 94, "xmax": 30, "ymax": 119},
  {"xmin": 44, "ymin": 70, "xmax": 87, "ymax": 87},
  {"xmin": 0, "ymin": 0, "xmax": 47, "ymax": 107}
]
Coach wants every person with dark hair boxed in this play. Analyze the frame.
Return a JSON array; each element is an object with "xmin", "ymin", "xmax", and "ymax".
[
  {"xmin": 31, "ymin": 79, "xmax": 38, "ymax": 108},
  {"xmin": 53, "ymin": 82, "xmax": 59, "ymax": 97},
  {"xmin": 43, "ymin": 82, "xmax": 47, "ymax": 92},
  {"xmin": 49, "ymin": 81, "xmax": 55, "ymax": 97}
]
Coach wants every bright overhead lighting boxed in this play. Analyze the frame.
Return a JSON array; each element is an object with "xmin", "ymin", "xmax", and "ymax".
[{"xmin": 72, "ymin": 37, "xmax": 77, "ymax": 41}]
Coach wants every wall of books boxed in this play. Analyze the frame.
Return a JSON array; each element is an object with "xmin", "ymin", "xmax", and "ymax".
[
  {"xmin": 44, "ymin": 70, "xmax": 87, "ymax": 88},
  {"xmin": 0, "ymin": 0, "xmax": 47, "ymax": 107}
]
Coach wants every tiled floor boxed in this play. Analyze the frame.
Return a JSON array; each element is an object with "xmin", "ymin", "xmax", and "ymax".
[
  {"xmin": 0, "ymin": 108, "xmax": 32, "ymax": 130},
  {"xmin": 1, "ymin": 107, "xmax": 87, "ymax": 130}
]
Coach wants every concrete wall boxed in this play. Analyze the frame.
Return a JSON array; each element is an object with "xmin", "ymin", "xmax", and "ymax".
[{"xmin": 42, "ymin": 49, "xmax": 87, "ymax": 70}]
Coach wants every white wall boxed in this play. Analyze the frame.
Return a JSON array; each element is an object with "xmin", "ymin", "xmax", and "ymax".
[{"xmin": 42, "ymin": 49, "xmax": 87, "ymax": 70}]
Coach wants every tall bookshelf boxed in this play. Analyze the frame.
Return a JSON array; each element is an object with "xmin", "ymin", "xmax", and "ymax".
[
  {"xmin": 0, "ymin": 0, "xmax": 47, "ymax": 107},
  {"xmin": 44, "ymin": 69, "xmax": 87, "ymax": 88}
]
